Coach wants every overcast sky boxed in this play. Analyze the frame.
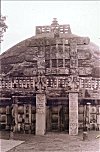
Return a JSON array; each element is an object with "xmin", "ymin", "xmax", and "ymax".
[{"xmin": 1, "ymin": 1, "xmax": 100, "ymax": 54}]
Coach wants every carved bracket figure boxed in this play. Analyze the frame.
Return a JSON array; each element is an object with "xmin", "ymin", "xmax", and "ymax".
[
  {"xmin": 68, "ymin": 76, "xmax": 79, "ymax": 92},
  {"xmin": 35, "ymin": 73, "xmax": 46, "ymax": 93}
]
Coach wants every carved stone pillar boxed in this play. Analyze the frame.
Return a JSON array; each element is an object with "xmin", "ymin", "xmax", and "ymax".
[
  {"xmin": 69, "ymin": 92, "xmax": 78, "ymax": 135},
  {"xmin": 68, "ymin": 38, "xmax": 79, "ymax": 135},
  {"xmin": 36, "ymin": 93, "xmax": 46, "ymax": 135},
  {"xmin": 29, "ymin": 104, "xmax": 32, "ymax": 124},
  {"xmin": 12, "ymin": 96, "xmax": 18, "ymax": 132},
  {"xmin": 14, "ymin": 104, "xmax": 18, "ymax": 131},
  {"xmin": 6, "ymin": 105, "xmax": 10, "ymax": 130}
]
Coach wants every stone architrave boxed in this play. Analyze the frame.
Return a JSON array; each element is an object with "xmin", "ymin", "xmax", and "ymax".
[
  {"xmin": 69, "ymin": 93, "xmax": 78, "ymax": 135},
  {"xmin": 36, "ymin": 93, "xmax": 46, "ymax": 135}
]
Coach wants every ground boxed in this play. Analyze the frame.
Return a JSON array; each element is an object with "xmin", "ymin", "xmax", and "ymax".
[{"xmin": 0, "ymin": 131, "xmax": 100, "ymax": 152}]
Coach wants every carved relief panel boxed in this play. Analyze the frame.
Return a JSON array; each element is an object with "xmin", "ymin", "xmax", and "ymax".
[
  {"xmin": 50, "ymin": 46, "xmax": 57, "ymax": 58},
  {"xmin": 38, "ymin": 47, "xmax": 45, "ymax": 57},
  {"xmin": 78, "ymin": 59, "xmax": 92, "ymax": 67},
  {"xmin": 69, "ymin": 41, "xmax": 78, "ymax": 78},
  {"xmin": 44, "ymin": 39, "xmax": 70, "ymax": 75},
  {"xmin": 45, "ymin": 60, "xmax": 50, "ymax": 68},
  {"xmin": 64, "ymin": 46, "xmax": 70, "ymax": 59},
  {"xmin": 65, "ymin": 59, "xmax": 70, "ymax": 68},
  {"xmin": 79, "ymin": 67, "xmax": 92, "ymax": 75},
  {"xmin": 69, "ymin": 93, "xmax": 78, "ymax": 135},
  {"xmin": 58, "ymin": 59, "xmax": 63, "ymax": 67},
  {"xmin": 45, "ymin": 46, "xmax": 50, "ymax": 59},
  {"xmin": 77, "ymin": 49, "xmax": 91, "ymax": 59},
  {"xmin": 70, "ymin": 58, "xmax": 78, "ymax": 68},
  {"xmin": 51, "ymin": 68, "xmax": 57, "ymax": 74},
  {"xmin": 57, "ymin": 45, "xmax": 63, "ymax": 58},
  {"xmin": 37, "ymin": 58, "xmax": 45, "ymax": 69},
  {"xmin": 36, "ymin": 94, "xmax": 46, "ymax": 114}
]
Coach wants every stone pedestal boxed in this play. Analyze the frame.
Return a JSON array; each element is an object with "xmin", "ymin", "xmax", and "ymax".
[
  {"xmin": 36, "ymin": 93, "xmax": 46, "ymax": 135},
  {"xmin": 69, "ymin": 93, "xmax": 78, "ymax": 135}
]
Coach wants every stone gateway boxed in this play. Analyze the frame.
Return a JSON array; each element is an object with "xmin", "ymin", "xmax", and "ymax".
[{"xmin": 0, "ymin": 18, "xmax": 100, "ymax": 135}]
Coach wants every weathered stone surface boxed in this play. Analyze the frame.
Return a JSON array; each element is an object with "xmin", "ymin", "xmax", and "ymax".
[
  {"xmin": 0, "ymin": 19, "xmax": 100, "ymax": 135},
  {"xmin": 0, "ymin": 37, "xmax": 99, "ymax": 77},
  {"xmin": 69, "ymin": 93, "xmax": 78, "ymax": 135},
  {"xmin": 36, "ymin": 93, "xmax": 46, "ymax": 135}
]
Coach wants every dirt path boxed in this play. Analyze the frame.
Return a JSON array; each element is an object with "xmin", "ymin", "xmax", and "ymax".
[{"xmin": 0, "ymin": 131, "xmax": 100, "ymax": 152}]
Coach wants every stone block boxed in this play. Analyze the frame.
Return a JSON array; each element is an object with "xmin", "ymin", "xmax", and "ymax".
[
  {"xmin": 69, "ymin": 93, "xmax": 78, "ymax": 135},
  {"xmin": 36, "ymin": 93, "xmax": 46, "ymax": 135}
]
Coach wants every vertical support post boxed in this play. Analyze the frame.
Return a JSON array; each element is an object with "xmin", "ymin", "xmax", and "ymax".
[
  {"xmin": 14, "ymin": 104, "xmax": 18, "ymax": 132},
  {"xmin": 87, "ymin": 102, "xmax": 91, "ymax": 130},
  {"xmin": 24, "ymin": 104, "xmax": 26, "ymax": 123},
  {"xmin": 69, "ymin": 92, "xmax": 78, "ymax": 135},
  {"xmin": 29, "ymin": 104, "xmax": 32, "ymax": 124},
  {"xmin": 29, "ymin": 104, "xmax": 32, "ymax": 133},
  {"xmin": 83, "ymin": 104, "xmax": 86, "ymax": 131},
  {"xmin": 36, "ymin": 93, "xmax": 46, "ymax": 135},
  {"xmin": 12, "ymin": 96, "xmax": 18, "ymax": 132},
  {"xmin": 6, "ymin": 106, "xmax": 10, "ymax": 130},
  {"xmin": 97, "ymin": 106, "xmax": 100, "ymax": 130},
  {"xmin": 46, "ymin": 106, "xmax": 51, "ymax": 131}
]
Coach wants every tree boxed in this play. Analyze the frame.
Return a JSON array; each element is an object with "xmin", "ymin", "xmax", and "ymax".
[{"xmin": 0, "ymin": 15, "xmax": 8, "ymax": 43}]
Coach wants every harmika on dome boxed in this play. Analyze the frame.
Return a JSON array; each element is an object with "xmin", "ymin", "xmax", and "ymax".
[{"xmin": 0, "ymin": 18, "xmax": 100, "ymax": 135}]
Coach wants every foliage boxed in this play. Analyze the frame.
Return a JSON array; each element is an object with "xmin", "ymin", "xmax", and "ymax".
[{"xmin": 0, "ymin": 15, "xmax": 8, "ymax": 42}]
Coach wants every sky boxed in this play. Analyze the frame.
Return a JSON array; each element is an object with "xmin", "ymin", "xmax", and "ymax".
[{"xmin": 1, "ymin": 1, "xmax": 100, "ymax": 54}]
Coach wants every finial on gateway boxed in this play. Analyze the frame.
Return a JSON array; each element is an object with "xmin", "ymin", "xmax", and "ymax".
[{"xmin": 51, "ymin": 18, "xmax": 59, "ymax": 26}]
